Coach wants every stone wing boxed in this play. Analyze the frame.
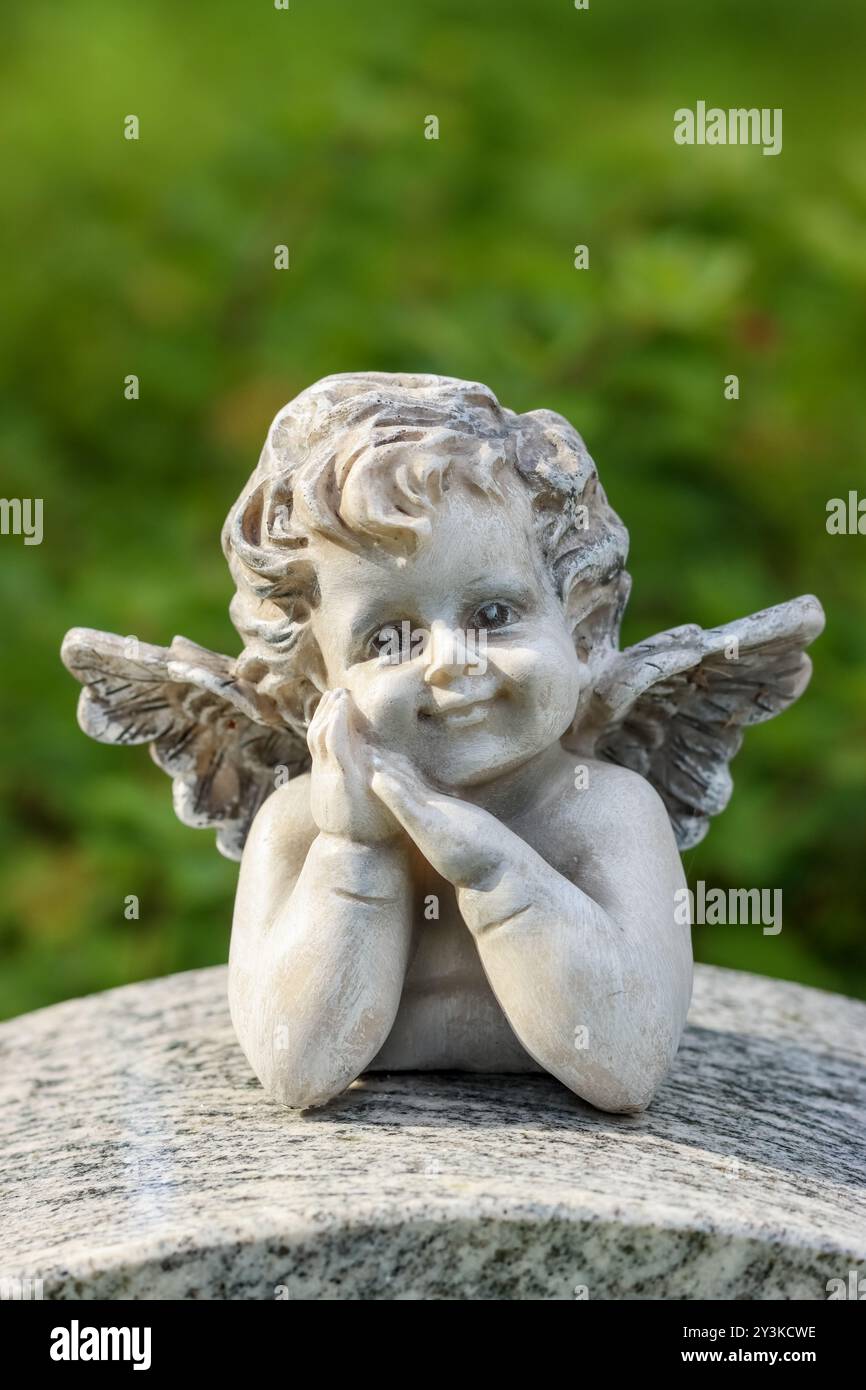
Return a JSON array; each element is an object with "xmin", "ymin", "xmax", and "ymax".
[
  {"xmin": 61, "ymin": 628, "xmax": 309, "ymax": 860},
  {"xmin": 593, "ymin": 596, "xmax": 825, "ymax": 850}
]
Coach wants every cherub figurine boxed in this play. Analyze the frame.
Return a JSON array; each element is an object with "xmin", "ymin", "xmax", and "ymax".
[{"xmin": 62, "ymin": 373, "xmax": 824, "ymax": 1113}]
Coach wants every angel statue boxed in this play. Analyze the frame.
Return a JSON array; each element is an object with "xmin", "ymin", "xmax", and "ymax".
[{"xmin": 61, "ymin": 373, "xmax": 824, "ymax": 1113}]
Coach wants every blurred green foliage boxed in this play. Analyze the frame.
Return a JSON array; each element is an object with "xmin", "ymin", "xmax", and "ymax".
[{"xmin": 1, "ymin": 0, "xmax": 864, "ymax": 1018}]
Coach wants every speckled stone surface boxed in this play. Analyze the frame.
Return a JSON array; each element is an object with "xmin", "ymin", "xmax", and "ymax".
[{"xmin": 1, "ymin": 964, "xmax": 864, "ymax": 1300}]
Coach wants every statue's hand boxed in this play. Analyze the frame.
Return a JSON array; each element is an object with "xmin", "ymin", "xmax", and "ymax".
[
  {"xmin": 371, "ymin": 753, "xmax": 504, "ymax": 887},
  {"xmin": 307, "ymin": 688, "xmax": 402, "ymax": 845}
]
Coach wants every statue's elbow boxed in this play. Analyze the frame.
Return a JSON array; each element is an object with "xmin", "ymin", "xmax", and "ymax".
[
  {"xmin": 561, "ymin": 1024, "xmax": 683, "ymax": 1115},
  {"xmin": 269, "ymin": 1069, "xmax": 350, "ymax": 1111},
  {"xmin": 251, "ymin": 1042, "xmax": 359, "ymax": 1110},
  {"xmin": 567, "ymin": 1068, "xmax": 660, "ymax": 1115},
  {"xmin": 235, "ymin": 1006, "xmax": 386, "ymax": 1110}
]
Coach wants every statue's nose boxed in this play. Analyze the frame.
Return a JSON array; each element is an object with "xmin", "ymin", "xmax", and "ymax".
[{"xmin": 423, "ymin": 621, "xmax": 474, "ymax": 686}]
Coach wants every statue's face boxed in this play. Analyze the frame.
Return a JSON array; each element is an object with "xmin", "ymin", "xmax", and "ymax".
[{"xmin": 308, "ymin": 472, "xmax": 583, "ymax": 789}]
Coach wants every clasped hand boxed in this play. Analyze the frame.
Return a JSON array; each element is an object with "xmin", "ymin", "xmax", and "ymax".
[{"xmin": 307, "ymin": 687, "xmax": 504, "ymax": 887}]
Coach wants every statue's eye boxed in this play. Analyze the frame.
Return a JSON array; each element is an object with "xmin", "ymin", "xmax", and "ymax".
[
  {"xmin": 470, "ymin": 601, "xmax": 515, "ymax": 632},
  {"xmin": 369, "ymin": 622, "xmax": 414, "ymax": 662}
]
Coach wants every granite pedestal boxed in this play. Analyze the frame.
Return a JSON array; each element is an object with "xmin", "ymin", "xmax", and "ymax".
[{"xmin": 1, "ymin": 964, "xmax": 864, "ymax": 1300}]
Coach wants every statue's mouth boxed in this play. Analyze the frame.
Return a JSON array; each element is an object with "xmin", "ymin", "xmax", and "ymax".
[{"xmin": 419, "ymin": 696, "xmax": 496, "ymax": 728}]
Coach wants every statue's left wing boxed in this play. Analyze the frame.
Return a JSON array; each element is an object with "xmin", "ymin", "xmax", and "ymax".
[
  {"xmin": 591, "ymin": 596, "xmax": 825, "ymax": 850},
  {"xmin": 61, "ymin": 628, "xmax": 309, "ymax": 860}
]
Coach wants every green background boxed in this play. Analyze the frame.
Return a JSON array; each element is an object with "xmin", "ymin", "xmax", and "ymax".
[{"xmin": 1, "ymin": 0, "xmax": 864, "ymax": 1018}]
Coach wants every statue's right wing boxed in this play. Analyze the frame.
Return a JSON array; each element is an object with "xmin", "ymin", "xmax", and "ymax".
[{"xmin": 61, "ymin": 627, "xmax": 309, "ymax": 861}]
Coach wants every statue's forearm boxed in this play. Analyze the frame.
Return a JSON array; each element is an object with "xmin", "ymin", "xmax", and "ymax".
[
  {"xmin": 229, "ymin": 833, "xmax": 413, "ymax": 1108},
  {"xmin": 456, "ymin": 846, "xmax": 690, "ymax": 1114}
]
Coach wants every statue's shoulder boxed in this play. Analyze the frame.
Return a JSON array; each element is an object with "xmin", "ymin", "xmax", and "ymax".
[
  {"xmin": 531, "ymin": 755, "xmax": 683, "ymax": 897},
  {"xmin": 553, "ymin": 754, "xmax": 674, "ymax": 847}
]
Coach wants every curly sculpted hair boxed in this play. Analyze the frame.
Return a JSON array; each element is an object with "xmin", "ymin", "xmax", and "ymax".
[{"xmin": 222, "ymin": 372, "xmax": 630, "ymax": 740}]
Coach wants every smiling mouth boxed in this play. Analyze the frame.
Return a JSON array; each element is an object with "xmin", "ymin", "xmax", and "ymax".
[{"xmin": 420, "ymin": 698, "xmax": 495, "ymax": 728}]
